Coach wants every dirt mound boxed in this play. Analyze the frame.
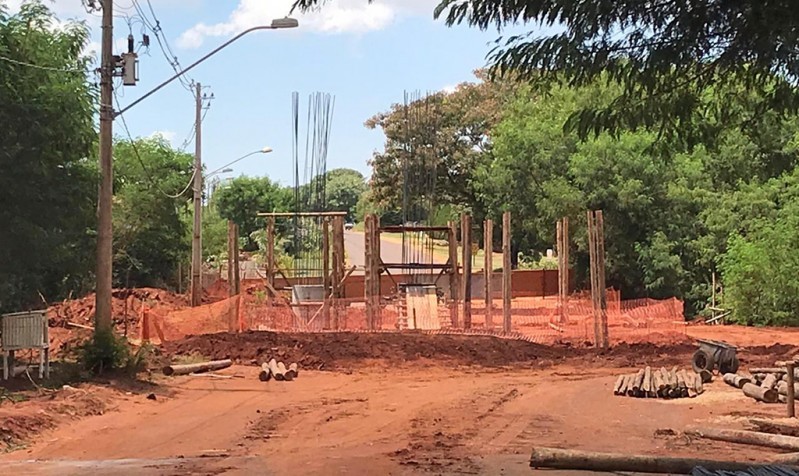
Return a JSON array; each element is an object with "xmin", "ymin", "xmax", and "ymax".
[
  {"xmin": 163, "ymin": 330, "xmax": 791, "ymax": 371},
  {"xmin": 164, "ymin": 331, "xmax": 568, "ymax": 369}
]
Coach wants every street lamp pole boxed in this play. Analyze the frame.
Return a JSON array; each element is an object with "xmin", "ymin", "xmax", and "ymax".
[{"xmin": 96, "ymin": 16, "xmax": 298, "ymax": 326}]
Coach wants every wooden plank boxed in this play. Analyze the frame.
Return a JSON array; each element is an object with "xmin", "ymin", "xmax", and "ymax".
[
  {"xmin": 364, "ymin": 214, "xmax": 374, "ymax": 330},
  {"xmin": 789, "ymin": 362, "xmax": 796, "ymax": 418},
  {"xmin": 502, "ymin": 211, "xmax": 512, "ymax": 333},
  {"xmin": 484, "ymin": 219, "xmax": 494, "ymax": 329},
  {"xmin": 461, "ymin": 213, "xmax": 472, "ymax": 329},
  {"xmin": 561, "ymin": 217, "xmax": 569, "ymax": 323},
  {"xmin": 379, "ymin": 225, "xmax": 451, "ymax": 233},
  {"xmin": 331, "ymin": 216, "xmax": 344, "ymax": 329},
  {"xmin": 257, "ymin": 211, "xmax": 348, "ymax": 217},
  {"xmin": 448, "ymin": 220, "xmax": 459, "ymax": 327},
  {"xmin": 373, "ymin": 214, "xmax": 381, "ymax": 329},
  {"xmin": 227, "ymin": 220, "xmax": 236, "ymax": 297}
]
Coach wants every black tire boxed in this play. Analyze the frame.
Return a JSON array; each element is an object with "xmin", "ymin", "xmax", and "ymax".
[
  {"xmin": 720, "ymin": 355, "xmax": 740, "ymax": 375},
  {"xmin": 692, "ymin": 349, "xmax": 715, "ymax": 373}
]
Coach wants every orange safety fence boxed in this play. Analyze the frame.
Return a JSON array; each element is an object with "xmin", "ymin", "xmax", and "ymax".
[{"xmin": 138, "ymin": 286, "xmax": 686, "ymax": 346}]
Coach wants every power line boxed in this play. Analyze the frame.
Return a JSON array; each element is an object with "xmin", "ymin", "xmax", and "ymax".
[
  {"xmin": 0, "ymin": 54, "xmax": 86, "ymax": 73},
  {"xmin": 113, "ymin": 91, "xmax": 197, "ymax": 199}
]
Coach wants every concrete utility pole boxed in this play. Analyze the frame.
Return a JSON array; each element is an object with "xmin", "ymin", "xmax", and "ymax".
[
  {"xmin": 190, "ymin": 82, "xmax": 203, "ymax": 307},
  {"xmin": 95, "ymin": 0, "xmax": 114, "ymax": 332}
]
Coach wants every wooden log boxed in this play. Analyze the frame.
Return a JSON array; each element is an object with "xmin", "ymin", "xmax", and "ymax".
[
  {"xmin": 277, "ymin": 362, "xmax": 292, "ymax": 381},
  {"xmin": 286, "ymin": 363, "xmax": 299, "ymax": 380},
  {"xmin": 752, "ymin": 368, "xmax": 789, "ymax": 375},
  {"xmin": 258, "ymin": 363, "xmax": 272, "ymax": 382},
  {"xmin": 787, "ymin": 362, "xmax": 796, "ymax": 418},
  {"xmin": 632, "ymin": 369, "xmax": 646, "ymax": 396},
  {"xmin": 700, "ymin": 369, "xmax": 713, "ymax": 383},
  {"xmin": 749, "ymin": 418, "xmax": 799, "ymax": 438},
  {"xmin": 528, "ymin": 446, "xmax": 793, "ymax": 474},
  {"xmin": 613, "ymin": 375, "xmax": 624, "ymax": 395},
  {"xmin": 643, "ymin": 367, "xmax": 652, "ymax": 396},
  {"xmin": 762, "ymin": 373, "xmax": 779, "ymax": 390},
  {"xmin": 777, "ymin": 381, "xmax": 799, "ymax": 397},
  {"xmin": 648, "ymin": 372, "xmax": 657, "ymax": 398},
  {"xmin": 695, "ymin": 372, "xmax": 704, "ymax": 395},
  {"xmin": 653, "ymin": 370, "xmax": 665, "ymax": 395},
  {"xmin": 267, "ymin": 359, "xmax": 285, "ymax": 381},
  {"xmin": 162, "ymin": 359, "xmax": 233, "ymax": 376},
  {"xmin": 743, "ymin": 382, "xmax": 779, "ymax": 403},
  {"xmin": 723, "ymin": 373, "xmax": 752, "ymax": 389},
  {"xmin": 686, "ymin": 427, "xmax": 799, "ymax": 451},
  {"xmin": 677, "ymin": 370, "xmax": 692, "ymax": 398}
]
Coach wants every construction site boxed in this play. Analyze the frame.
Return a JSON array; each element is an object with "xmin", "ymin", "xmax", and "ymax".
[{"xmin": 3, "ymin": 89, "xmax": 799, "ymax": 476}]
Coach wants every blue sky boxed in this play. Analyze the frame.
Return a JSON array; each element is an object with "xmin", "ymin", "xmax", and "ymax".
[{"xmin": 16, "ymin": 0, "xmax": 523, "ymax": 187}]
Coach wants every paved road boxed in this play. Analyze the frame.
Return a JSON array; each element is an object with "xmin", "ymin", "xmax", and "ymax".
[{"xmin": 343, "ymin": 230, "xmax": 447, "ymax": 271}]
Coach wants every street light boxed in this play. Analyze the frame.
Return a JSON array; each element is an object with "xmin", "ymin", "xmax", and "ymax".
[
  {"xmin": 191, "ymin": 146, "xmax": 273, "ymax": 305},
  {"xmin": 95, "ymin": 13, "xmax": 299, "ymax": 329}
]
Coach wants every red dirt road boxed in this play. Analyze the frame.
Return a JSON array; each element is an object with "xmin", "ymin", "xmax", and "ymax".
[{"xmin": 2, "ymin": 361, "xmax": 792, "ymax": 475}]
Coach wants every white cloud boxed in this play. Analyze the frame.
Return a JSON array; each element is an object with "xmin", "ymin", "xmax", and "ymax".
[
  {"xmin": 442, "ymin": 84, "xmax": 458, "ymax": 94},
  {"xmin": 178, "ymin": 0, "xmax": 438, "ymax": 49},
  {"xmin": 150, "ymin": 130, "xmax": 177, "ymax": 145}
]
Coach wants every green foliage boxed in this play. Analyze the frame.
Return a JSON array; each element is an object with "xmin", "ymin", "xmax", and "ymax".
[
  {"xmin": 78, "ymin": 329, "xmax": 131, "ymax": 375},
  {"xmin": 323, "ymin": 168, "xmax": 367, "ymax": 221},
  {"xmin": 0, "ymin": 2, "xmax": 97, "ymax": 313},
  {"xmin": 112, "ymin": 137, "xmax": 193, "ymax": 288},
  {"xmin": 720, "ymin": 191, "xmax": 799, "ymax": 326},
  {"xmin": 214, "ymin": 176, "xmax": 291, "ymax": 250}
]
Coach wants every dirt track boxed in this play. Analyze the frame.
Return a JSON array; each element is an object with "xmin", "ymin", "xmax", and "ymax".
[
  {"xmin": 2, "ymin": 361, "xmax": 792, "ymax": 475},
  {"xmin": 3, "ymin": 328, "xmax": 799, "ymax": 475}
]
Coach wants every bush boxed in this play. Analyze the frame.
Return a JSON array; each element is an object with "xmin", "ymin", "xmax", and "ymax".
[{"xmin": 78, "ymin": 329, "xmax": 131, "ymax": 375}]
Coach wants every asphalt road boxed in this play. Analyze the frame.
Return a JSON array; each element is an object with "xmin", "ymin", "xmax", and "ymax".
[{"xmin": 343, "ymin": 230, "xmax": 446, "ymax": 271}]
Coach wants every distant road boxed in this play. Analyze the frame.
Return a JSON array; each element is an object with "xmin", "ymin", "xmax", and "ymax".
[{"xmin": 343, "ymin": 230, "xmax": 446, "ymax": 273}]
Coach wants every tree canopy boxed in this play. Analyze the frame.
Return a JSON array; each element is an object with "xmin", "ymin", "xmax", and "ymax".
[
  {"xmin": 0, "ymin": 2, "xmax": 97, "ymax": 312},
  {"xmin": 214, "ymin": 176, "xmax": 292, "ymax": 250}
]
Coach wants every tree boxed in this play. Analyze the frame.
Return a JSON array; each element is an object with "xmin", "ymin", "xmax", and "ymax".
[
  {"xmin": 214, "ymin": 176, "xmax": 291, "ymax": 250},
  {"xmin": 365, "ymin": 71, "xmax": 513, "ymax": 223},
  {"xmin": 320, "ymin": 168, "xmax": 366, "ymax": 221},
  {"xmin": 293, "ymin": 0, "xmax": 799, "ymax": 141},
  {"xmin": 0, "ymin": 2, "xmax": 97, "ymax": 312},
  {"xmin": 112, "ymin": 137, "xmax": 194, "ymax": 288}
]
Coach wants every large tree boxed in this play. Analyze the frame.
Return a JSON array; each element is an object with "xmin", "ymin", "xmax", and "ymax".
[
  {"xmin": 112, "ymin": 137, "xmax": 194, "ymax": 288},
  {"xmin": 293, "ymin": 0, "xmax": 799, "ymax": 140},
  {"xmin": 322, "ymin": 168, "xmax": 367, "ymax": 221},
  {"xmin": 0, "ymin": 2, "xmax": 97, "ymax": 312},
  {"xmin": 214, "ymin": 176, "xmax": 291, "ymax": 250}
]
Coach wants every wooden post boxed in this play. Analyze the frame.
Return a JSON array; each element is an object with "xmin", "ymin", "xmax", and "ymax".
[
  {"xmin": 557, "ymin": 220, "xmax": 563, "ymax": 320},
  {"xmin": 233, "ymin": 222, "xmax": 240, "ymax": 296},
  {"xmin": 502, "ymin": 211, "xmax": 512, "ymax": 333},
  {"xmin": 448, "ymin": 220, "xmax": 460, "ymax": 327},
  {"xmin": 331, "ymin": 216, "xmax": 344, "ymax": 329},
  {"xmin": 461, "ymin": 213, "xmax": 472, "ymax": 329},
  {"xmin": 560, "ymin": 218, "xmax": 569, "ymax": 323},
  {"xmin": 227, "ymin": 220, "xmax": 236, "ymax": 298},
  {"xmin": 788, "ymin": 362, "xmax": 796, "ymax": 418},
  {"xmin": 484, "ymin": 219, "xmax": 494, "ymax": 329},
  {"xmin": 266, "ymin": 216, "xmax": 275, "ymax": 305},
  {"xmin": 372, "ymin": 215, "xmax": 381, "ymax": 329},
  {"xmin": 596, "ymin": 211, "xmax": 608, "ymax": 349},
  {"xmin": 364, "ymin": 214, "xmax": 374, "ymax": 330},
  {"xmin": 587, "ymin": 211, "xmax": 600, "ymax": 347},
  {"xmin": 322, "ymin": 218, "xmax": 331, "ymax": 329}
]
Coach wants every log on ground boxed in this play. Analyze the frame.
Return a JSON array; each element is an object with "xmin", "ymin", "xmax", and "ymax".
[
  {"xmin": 613, "ymin": 375, "xmax": 625, "ymax": 395},
  {"xmin": 277, "ymin": 361, "xmax": 291, "ymax": 381},
  {"xmin": 743, "ymin": 382, "xmax": 779, "ymax": 403},
  {"xmin": 286, "ymin": 363, "xmax": 299, "ymax": 380},
  {"xmin": 163, "ymin": 359, "xmax": 233, "ymax": 376},
  {"xmin": 749, "ymin": 418, "xmax": 799, "ymax": 438},
  {"xmin": 529, "ymin": 446, "xmax": 795, "ymax": 473},
  {"xmin": 723, "ymin": 373, "xmax": 752, "ymax": 389},
  {"xmin": 259, "ymin": 362, "xmax": 272, "ymax": 382},
  {"xmin": 267, "ymin": 358, "xmax": 284, "ymax": 381},
  {"xmin": 686, "ymin": 427, "xmax": 799, "ymax": 451},
  {"xmin": 762, "ymin": 373, "xmax": 780, "ymax": 390}
]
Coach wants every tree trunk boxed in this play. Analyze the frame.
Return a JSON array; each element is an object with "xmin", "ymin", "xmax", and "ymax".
[
  {"xmin": 162, "ymin": 359, "xmax": 232, "ymax": 376},
  {"xmin": 268, "ymin": 358, "xmax": 285, "ymax": 381},
  {"xmin": 762, "ymin": 373, "xmax": 779, "ymax": 390},
  {"xmin": 528, "ymin": 447, "xmax": 790, "ymax": 473},
  {"xmin": 723, "ymin": 373, "xmax": 751, "ymax": 389},
  {"xmin": 686, "ymin": 427, "xmax": 799, "ymax": 451},
  {"xmin": 259, "ymin": 362, "xmax": 272, "ymax": 381},
  {"xmin": 743, "ymin": 382, "xmax": 779, "ymax": 403},
  {"xmin": 286, "ymin": 363, "xmax": 299, "ymax": 380}
]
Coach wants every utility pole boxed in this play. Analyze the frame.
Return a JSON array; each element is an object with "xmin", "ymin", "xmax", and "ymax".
[
  {"xmin": 190, "ymin": 82, "xmax": 203, "ymax": 306},
  {"xmin": 95, "ymin": 0, "xmax": 114, "ymax": 333}
]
